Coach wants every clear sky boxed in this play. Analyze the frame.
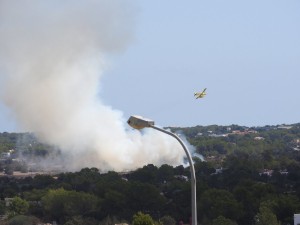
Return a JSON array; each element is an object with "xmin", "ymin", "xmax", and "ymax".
[{"xmin": 1, "ymin": 0, "xmax": 300, "ymax": 132}]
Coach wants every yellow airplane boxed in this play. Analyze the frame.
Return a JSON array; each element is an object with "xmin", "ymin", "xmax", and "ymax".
[{"xmin": 194, "ymin": 88, "xmax": 207, "ymax": 99}]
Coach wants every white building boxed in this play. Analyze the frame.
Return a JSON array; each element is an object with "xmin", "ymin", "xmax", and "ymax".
[{"xmin": 294, "ymin": 214, "xmax": 300, "ymax": 225}]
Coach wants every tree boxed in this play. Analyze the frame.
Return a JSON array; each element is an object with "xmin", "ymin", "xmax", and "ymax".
[
  {"xmin": 194, "ymin": 160, "xmax": 215, "ymax": 178},
  {"xmin": 0, "ymin": 200, "xmax": 6, "ymax": 215},
  {"xmin": 255, "ymin": 205, "xmax": 280, "ymax": 225},
  {"xmin": 160, "ymin": 215, "xmax": 176, "ymax": 225},
  {"xmin": 157, "ymin": 164, "xmax": 174, "ymax": 183},
  {"xmin": 64, "ymin": 216, "xmax": 99, "ymax": 225},
  {"xmin": 101, "ymin": 189, "xmax": 126, "ymax": 217},
  {"xmin": 129, "ymin": 164, "xmax": 158, "ymax": 184},
  {"xmin": 199, "ymin": 189, "xmax": 242, "ymax": 222},
  {"xmin": 41, "ymin": 188, "xmax": 98, "ymax": 223},
  {"xmin": 5, "ymin": 215, "xmax": 40, "ymax": 225},
  {"xmin": 233, "ymin": 180, "xmax": 260, "ymax": 224},
  {"xmin": 127, "ymin": 182, "xmax": 166, "ymax": 213},
  {"xmin": 99, "ymin": 215, "xmax": 122, "ymax": 225},
  {"xmin": 132, "ymin": 212, "xmax": 154, "ymax": 225},
  {"xmin": 274, "ymin": 194, "xmax": 300, "ymax": 225},
  {"xmin": 212, "ymin": 216, "xmax": 238, "ymax": 225},
  {"xmin": 32, "ymin": 175, "xmax": 56, "ymax": 189},
  {"xmin": 8, "ymin": 197, "xmax": 29, "ymax": 217}
]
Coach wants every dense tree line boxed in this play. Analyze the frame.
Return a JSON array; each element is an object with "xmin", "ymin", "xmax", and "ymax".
[
  {"xmin": 0, "ymin": 161, "xmax": 299, "ymax": 225},
  {"xmin": 0, "ymin": 124, "xmax": 299, "ymax": 224}
]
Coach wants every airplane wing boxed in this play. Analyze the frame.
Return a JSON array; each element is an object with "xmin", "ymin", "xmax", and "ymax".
[
  {"xmin": 194, "ymin": 88, "xmax": 207, "ymax": 99},
  {"xmin": 194, "ymin": 93, "xmax": 202, "ymax": 99}
]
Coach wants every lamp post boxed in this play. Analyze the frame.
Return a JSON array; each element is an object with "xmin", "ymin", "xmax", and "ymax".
[{"xmin": 127, "ymin": 115, "xmax": 197, "ymax": 225}]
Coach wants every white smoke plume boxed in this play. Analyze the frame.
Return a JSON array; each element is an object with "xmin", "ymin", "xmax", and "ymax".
[{"xmin": 0, "ymin": 0, "xmax": 186, "ymax": 171}]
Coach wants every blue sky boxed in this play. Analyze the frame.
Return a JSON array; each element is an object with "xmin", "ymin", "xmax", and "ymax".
[
  {"xmin": 1, "ymin": 0, "xmax": 300, "ymax": 132},
  {"xmin": 102, "ymin": 0, "xmax": 300, "ymax": 127}
]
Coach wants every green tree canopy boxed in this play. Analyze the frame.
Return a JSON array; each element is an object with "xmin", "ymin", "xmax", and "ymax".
[
  {"xmin": 160, "ymin": 215, "xmax": 176, "ymax": 225},
  {"xmin": 6, "ymin": 215, "xmax": 40, "ymax": 225},
  {"xmin": 41, "ymin": 188, "xmax": 98, "ymax": 223},
  {"xmin": 132, "ymin": 212, "xmax": 154, "ymax": 225},
  {"xmin": 212, "ymin": 216, "xmax": 238, "ymax": 225},
  {"xmin": 64, "ymin": 215, "xmax": 99, "ymax": 225},
  {"xmin": 8, "ymin": 196, "xmax": 29, "ymax": 216},
  {"xmin": 255, "ymin": 205, "xmax": 280, "ymax": 225},
  {"xmin": 199, "ymin": 189, "xmax": 242, "ymax": 221}
]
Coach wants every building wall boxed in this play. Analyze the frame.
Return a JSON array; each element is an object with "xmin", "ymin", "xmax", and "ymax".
[{"xmin": 294, "ymin": 214, "xmax": 300, "ymax": 225}]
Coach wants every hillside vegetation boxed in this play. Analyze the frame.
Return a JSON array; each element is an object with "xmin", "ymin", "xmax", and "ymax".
[{"xmin": 0, "ymin": 123, "xmax": 299, "ymax": 225}]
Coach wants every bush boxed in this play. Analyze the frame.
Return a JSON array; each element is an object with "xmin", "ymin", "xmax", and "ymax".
[{"xmin": 6, "ymin": 215, "xmax": 40, "ymax": 225}]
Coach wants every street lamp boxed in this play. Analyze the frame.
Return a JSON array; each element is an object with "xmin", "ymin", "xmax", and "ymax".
[{"xmin": 127, "ymin": 115, "xmax": 197, "ymax": 225}]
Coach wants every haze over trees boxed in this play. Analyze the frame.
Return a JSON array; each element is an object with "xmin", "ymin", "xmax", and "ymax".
[{"xmin": 0, "ymin": 123, "xmax": 299, "ymax": 225}]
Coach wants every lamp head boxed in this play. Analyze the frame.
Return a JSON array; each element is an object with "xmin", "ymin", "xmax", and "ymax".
[{"xmin": 127, "ymin": 115, "xmax": 155, "ymax": 129}]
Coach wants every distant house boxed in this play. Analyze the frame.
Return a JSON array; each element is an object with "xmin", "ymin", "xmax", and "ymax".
[
  {"xmin": 211, "ymin": 167, "xmax": 224, "ymax": 175},
  {"xmin": 278, "ymin": 125, "xmax": 293, "ymax": 129},
  {"xmin": 1, "ymin": 152, "xmax": 10, "ymax": 159},
  {"xmin": 174, "ymin": 175, "xmax": 189, "ymax": 181},
  {"xmin": 292, "ymin": 139, "xmax": 300, "ymax": 151},
  {"xmin": 209, "ymin": 133, "xmax": 228, "ymax": 137},
  {"xmin": 121, "ymin": 177, "xmax": 128, "ymax": 182},
  {"xmin": 280, "ymin": 170, "xmax": 289, "ymax": 175},
  {"xmin": 259, "ymin": 169, "xmax": 273, "ymax": 177},
  {"xmin": 196, "ymin": 132, "xmax": 203, "ymax": 137},
  {"xmin": 254, "ymin": 136, "xmax": 265, "ymax": 141},
  {"xmin": 231, "ymin": 129, "xmax": 258, "ymax": 136},
  {"xmin": 261, "ymin": 169, "xmax": 289, "ymax": 176}
]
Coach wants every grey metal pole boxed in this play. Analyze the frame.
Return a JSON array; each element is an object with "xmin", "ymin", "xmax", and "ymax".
[{"xmin": 150, "ymin": 125, "xmax": 197, "ymax": 225}]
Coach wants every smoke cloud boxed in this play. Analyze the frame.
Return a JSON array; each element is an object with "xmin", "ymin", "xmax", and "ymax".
[{"xmin": 0, "ymin": 0, "xmax": 186, "ymax": 171}]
